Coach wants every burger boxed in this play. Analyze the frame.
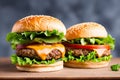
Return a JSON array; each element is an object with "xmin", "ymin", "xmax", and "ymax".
[
  {"xmin": 6, "ymin": 15, "xmax": 66, "ymax": 72},
  {"xmin": 63, "ymin": 22, "xmax": 115, "ymax": 68}
]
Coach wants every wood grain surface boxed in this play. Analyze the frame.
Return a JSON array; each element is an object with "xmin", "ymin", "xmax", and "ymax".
[{"xmin": 0, "ymin": 58, "xmax": 120, "ymax": 80}]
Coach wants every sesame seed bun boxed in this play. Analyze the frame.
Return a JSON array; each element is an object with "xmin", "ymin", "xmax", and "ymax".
[
  {"xmin": 66, "ymin": 22, "xmax": 107, "ymax": 40},
  {"xmin": 12, "ymin": 15, "xmax": 66, "ymax": 35}
]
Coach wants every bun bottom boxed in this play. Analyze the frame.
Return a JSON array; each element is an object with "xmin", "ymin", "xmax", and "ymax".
[
  {"xmin": 64, "ymin": 60, "xmax": 110, "ymax": 68},
  {"xmin": 16, "ymin": 61, "xmax": 63, "ymax": 72}
]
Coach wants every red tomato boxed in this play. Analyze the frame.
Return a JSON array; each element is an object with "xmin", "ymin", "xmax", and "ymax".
[{"xmin": 63, "ymin": 42, "xmax": 110, "ymax": 50}]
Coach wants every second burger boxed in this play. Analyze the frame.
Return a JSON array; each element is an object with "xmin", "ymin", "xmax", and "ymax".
[{"xmin": 63, "ymin": 22, "xmax": 115, "ymax": 68}]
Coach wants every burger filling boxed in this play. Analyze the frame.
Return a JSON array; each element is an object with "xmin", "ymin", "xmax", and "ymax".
[
  {"xmin": 63, "ymin": 34, "xmax": 115, "ymax": 62},
  {"xmin": 6, "ymin": 30, "xmax": 66, "ymax": 65},
  {"xmin": 67, "ymin": 35, "xmax": 115, "ymax": 50}
]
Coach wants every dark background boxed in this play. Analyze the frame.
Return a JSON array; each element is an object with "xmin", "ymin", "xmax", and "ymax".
[{"xmin": 0, "ymin": 0, "xmax": 119, "ymax": 57}]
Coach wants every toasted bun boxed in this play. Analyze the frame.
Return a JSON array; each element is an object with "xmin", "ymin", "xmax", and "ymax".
[
  {"xmin": 66, "ymin": 22, "xmax": 107, "ymax": 40},
  {"xmin": 12, "ymin": 15, "xmax": 66, "ymax": 35},
  {"xmin": 16, "ymin": 61, "xmax": 63, "ymax": 72},
  {"xmin": 64, "ymin": 60, "xmax": 110, "ymax": 68}
]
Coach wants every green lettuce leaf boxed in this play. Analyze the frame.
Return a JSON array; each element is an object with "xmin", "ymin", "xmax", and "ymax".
[
  {"xmin": 63, "ymin": 50, "xmax": 112, "ymax": 62},
  {"xmin": 6, "ymin": 30, "xmax": 66, "ymax": 49},
  {"xmin": 111, "ymin": 64, "xmax": 120, "ymax": 71},
  {"xmin": 10, "ymin": 54, "xmax": 62, "ymax": 66},
  {"xmin": 67, "ymin": 34, "xmax": 115, "ymax": 50}
]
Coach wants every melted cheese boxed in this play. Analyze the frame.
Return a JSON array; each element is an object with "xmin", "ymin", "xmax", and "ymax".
[
  {"xmin": 26, "ymin": 44, "xmax": 65, "ymax": 60},
  {"xmin": 93, "ymin": 49, "xmax": 106, "ymax": 58}
]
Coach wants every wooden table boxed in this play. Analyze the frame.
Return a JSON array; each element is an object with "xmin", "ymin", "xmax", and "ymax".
[{"xmin": 0, "ymin": 58, "xmax": 120, "ymax": 80}]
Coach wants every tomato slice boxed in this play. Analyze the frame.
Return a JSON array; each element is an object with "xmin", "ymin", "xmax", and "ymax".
[{"xmin": 63, "ymin": 42, "xmax": 110, "ymax": 50}]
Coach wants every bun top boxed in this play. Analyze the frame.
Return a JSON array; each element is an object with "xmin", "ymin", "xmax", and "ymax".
[
  {"xmin": 12, "ymin": 15, "xmax": 66, "ymax": 34},
  {"xmin": 66, "ymin": 22, "xmax": 107, "ymax": 40}
]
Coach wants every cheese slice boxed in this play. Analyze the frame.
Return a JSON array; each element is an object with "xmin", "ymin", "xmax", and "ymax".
[
  {"xmin": 93, "ymin": 49, "xmax": 106, "ymax": 58},
  {"xmin": 26, "ymin": 44, "xmax": 65, "ymax": 60}
]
